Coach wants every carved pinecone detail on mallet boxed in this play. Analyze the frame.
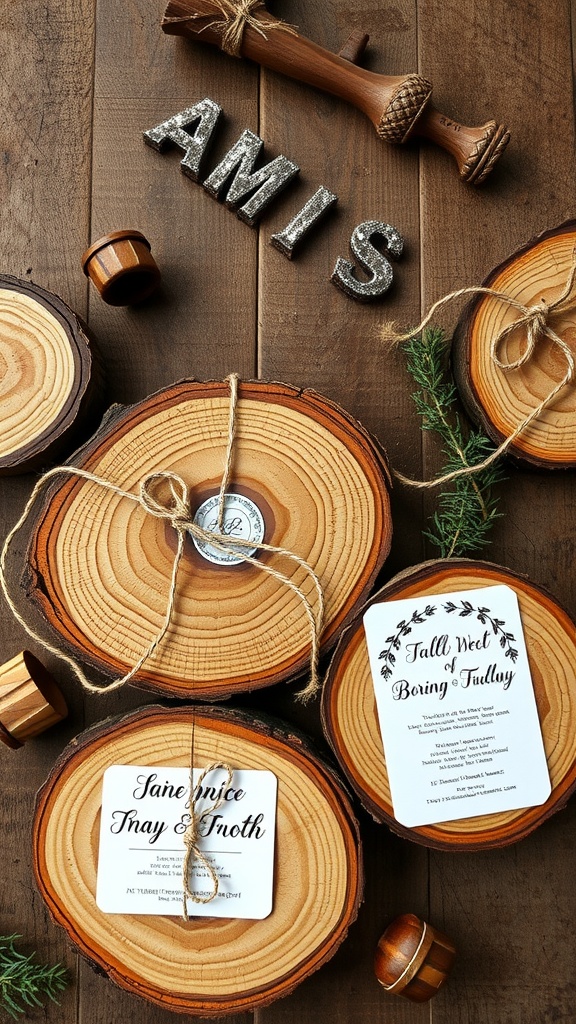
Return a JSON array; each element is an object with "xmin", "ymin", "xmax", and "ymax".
[{"xmin": 378, "ymin": 74, "xmax": 433, "ymax": 143}]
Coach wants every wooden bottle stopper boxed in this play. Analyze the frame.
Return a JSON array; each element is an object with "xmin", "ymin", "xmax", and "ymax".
[
  {"xmin": 81, "ymin": 230, "xmax": 161, "ymax": 305},
  {"xmin": 0, "ymin": 652, "xmax": 68, "ymax": 749},
  {"xmin": 374, "ymin": 913, "xmax": 456, "ymax": 1001}
]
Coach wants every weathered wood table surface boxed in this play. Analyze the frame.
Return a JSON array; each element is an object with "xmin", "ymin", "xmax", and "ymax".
[{"xmin": 2, "ymin": 0, "xmax": 576, "ymax": 1020}]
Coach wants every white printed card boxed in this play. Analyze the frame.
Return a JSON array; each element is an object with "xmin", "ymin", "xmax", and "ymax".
[
  {"xmin": 96, "ymin": 766, "xmax": 277, "ymax": 918},
  {"xmin": 363, "ymin": 585, "xmax": 551, "ymax": 827}
]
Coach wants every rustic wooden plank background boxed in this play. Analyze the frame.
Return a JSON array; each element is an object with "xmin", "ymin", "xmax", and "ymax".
[{"xmin": 1, "ymin": 0, "xmax": 576, "ymax": 1020}]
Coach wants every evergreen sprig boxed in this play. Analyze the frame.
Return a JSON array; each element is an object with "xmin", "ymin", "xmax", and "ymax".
[
  {"xmin": 403, "ymin": 327, "xmax": 506, "ymax": 558},
  {"xmin": 0, "ymin": 935, "xmax": 67, "ymax": 1019}
]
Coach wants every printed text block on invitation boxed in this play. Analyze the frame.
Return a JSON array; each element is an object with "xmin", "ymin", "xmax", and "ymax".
[
  {"xmin": 96, "ymin": 766, "xmax": 277, "ymax": 918},
  {"xmin": 363, "ymin": 585, "xmax": 550, "ymax": 827}
]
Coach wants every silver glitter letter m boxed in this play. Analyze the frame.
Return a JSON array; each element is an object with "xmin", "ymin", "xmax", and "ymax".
[{"xmin": 203, "ymin": 130, "xmax": 299, "ymax": 227}]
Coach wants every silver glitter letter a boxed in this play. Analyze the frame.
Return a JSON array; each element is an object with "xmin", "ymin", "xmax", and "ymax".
[{"xmin": 143, "ymin": 99, "xmax": 222, "ymax": 181}]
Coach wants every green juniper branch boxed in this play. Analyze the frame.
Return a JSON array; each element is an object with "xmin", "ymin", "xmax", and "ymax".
[
  {"xmin": 403, "ymin": 327, "xmax": 505, "ymax": 558},
  {"xmin": 0, "ymin": 935, "xmax": 67, "ymax": 1019}
]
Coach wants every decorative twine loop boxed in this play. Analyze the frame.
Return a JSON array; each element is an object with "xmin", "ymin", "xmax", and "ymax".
[
  {"xmin": 163, "ymin": 0, "xmax": 297, "ymax": 57},
  {"xmin": 382, "ymin": 255, "xmax": 576, "ymax": 490},
  {"xmin": 182, "ymin": 761, "xmax": 233, "ymax": 920},
  {"xmin": 0, "ymin": 374, "xmax": 324, "ymax": 701}
]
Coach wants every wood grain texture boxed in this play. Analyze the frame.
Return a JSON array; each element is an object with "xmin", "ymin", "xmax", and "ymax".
[
  {"xmin": 23, "ymin": 379, "xmax": 392, "ymax": 698},
  {"xmin": 323, "ymin": 559, "xmax": 576, "ymax": 850},
  {"xmin": 0, "ymin": 276, "xmax": 103, "ymax": 473},
  {"xmin": 453, "ymin": 221, "xmax": 576, "ymax": 467},
  {"xmin": 33, "ymin": 705, "xmax": 362, "ymax": 1015},
  {"xmin": 1, "ymin": 0, "xmax": 576, "ymax": 1022}
]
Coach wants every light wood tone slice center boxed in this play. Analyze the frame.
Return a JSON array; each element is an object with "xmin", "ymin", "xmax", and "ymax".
[{"xmin": 0, "ymin": 290, "xmax": 76, "ymax": 457}]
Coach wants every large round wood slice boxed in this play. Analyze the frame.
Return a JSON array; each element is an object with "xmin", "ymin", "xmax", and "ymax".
[
  {"xmin": 22, "ymin": 379, "xmax": 392, "ymax": 698},
  {"xmin": 33, "ymin": 704, "xmax": 362, "ymax": 1015},
  {"xmin": 322, "ymin": 559, "xmax": 576, "ymax": 850},
  {"xmin": 0, "ymin": 276, "xmax": 101, "ymax": 474},
  {"xmin": 452, "ymin": 221, "xmax": 576, "ymax": 468}
]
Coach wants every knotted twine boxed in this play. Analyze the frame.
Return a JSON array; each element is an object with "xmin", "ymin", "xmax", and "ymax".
[
  {"xmin": 163, "ymin": 0, "xmax": 297, "ymax": 57},
  {"xmin": 0, "ymin": 373, "xmax": 324, "ymax": 701},
  {"xmin": 382, "ymin": 256, "xmax": 576, "ymax": 490},
  {"xmin": 181, "ymin": 760, "xmax": 233, "ymax": 920}
]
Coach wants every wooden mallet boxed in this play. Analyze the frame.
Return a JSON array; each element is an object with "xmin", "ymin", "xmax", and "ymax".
[{"xmin": 162, "ymin": 0, "xmax": 510, "ymax": 184}]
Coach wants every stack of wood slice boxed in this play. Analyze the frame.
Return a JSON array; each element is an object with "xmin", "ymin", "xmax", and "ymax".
[
  {"xmin": 21, "ymin": 379, "xmax": 392, "ymax": 698},
  {"xmin": 0, "ymin": 276, "xmax": 101, "ymax": 473},
  {"xmin": 322, "ymin": 559, "xmax": 576, "ymax": 850},
  {"xmin": 33, "ymin": 705, "xmax": 362, "ymax": 1015},
  {"xmin": 453, "ymin": 221, "xmax": 576, "ymax": 468}
]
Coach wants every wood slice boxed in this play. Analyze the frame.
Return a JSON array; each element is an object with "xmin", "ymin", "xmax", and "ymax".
[
  {"xmin": 452, "ymin": 221, "xmax": 576, "ymax": 468},
  {"xmin": 322, "ymin": 559, "xmax": 576, "ymax": 850},
  {"xmin": 22, "ymin": 379, "xmax": 392, "ymax": 698},
  {"xmin": 32, "ymin": 704, "xmax": 362, "ymax": 1015},
  {"xmin": 0, "ymin": 276, "xmax": 102, "ymax": 474}
]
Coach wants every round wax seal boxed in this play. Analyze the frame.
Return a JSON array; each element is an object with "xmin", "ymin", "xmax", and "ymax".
[{"xmin": 191, "ymin": 492, "xmax": 265, "ymax": 565}]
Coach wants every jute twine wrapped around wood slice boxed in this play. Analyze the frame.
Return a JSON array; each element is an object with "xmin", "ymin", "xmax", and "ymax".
[
  {"xmin": 452, "ymin": 221, "xmax": 576, "ymax": 469},
  {"xmin": 0, "ymin": 276, "xmax": 102, "ymax": 474},
  {"xmin": 32, "ymin": 704, "xmax": 362, "ymax": 1015},
  {"xmin": 322, "ymin": 559, "xmax": 576, "ymax": 851},
  {"xmin": 19, "ymin": 379, "xmax": 392, "ymax": 699}
]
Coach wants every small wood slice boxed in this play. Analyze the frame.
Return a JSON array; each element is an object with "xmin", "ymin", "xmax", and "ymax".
[
  {"xmin": 22, "ymin": 379, "xmax": 392, "ymax": 699},
  {"xmin": 322, "ymin": 559, "xmax": 576, "ymax": 850},
  {"xmin": 0, "ymin": 276, "xmax": 101, "ymax": 474},
  {"xmin": 452, "ymin": 221, "xmax": 576, "ymax": 468},
  {"xmin": 33, "ymin": 704, "xmax": 362, "ymax": 1015}
]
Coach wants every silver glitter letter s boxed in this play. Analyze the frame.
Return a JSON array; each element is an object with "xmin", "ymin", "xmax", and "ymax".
[
  {"xmin": 331, "ymin": 221, "xmax": 404, "ymax": 301},
  {"xmin": 203, "ymin": 130, "xmax": 299, "ymax": 226},
  {"xmin": 143, "ymin": 99, "xmax": 222, "ymax": 181}
]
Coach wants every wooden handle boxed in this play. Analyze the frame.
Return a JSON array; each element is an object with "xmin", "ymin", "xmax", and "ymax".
[{"xmin": 162, "ymin": 1, "xmax": 509, "ymax": 183}]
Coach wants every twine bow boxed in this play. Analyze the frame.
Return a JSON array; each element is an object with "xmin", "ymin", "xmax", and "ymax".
[
  {"xmin": 163, "ymin": 0, "xmax": 297, "ymax": 57},
  {"xmin": 181, "ymin": 761, "xmax": 233, "ymax": 920},
  {"xmin": 383, "ymin": 255, "xmax": 576, "ymax": 489},
  {"xmin": 0, "ymin": 375, "xmax": 324, "ymax": 701}
]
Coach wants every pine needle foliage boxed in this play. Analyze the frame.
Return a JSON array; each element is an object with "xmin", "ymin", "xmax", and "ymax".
[
  {"xmin": 403, "ymin": 327, "xmax": 506, "ymax": 558},
  {"xmin": 0, "ymin": 935, "xmax": 67, "ymax": 1019}
]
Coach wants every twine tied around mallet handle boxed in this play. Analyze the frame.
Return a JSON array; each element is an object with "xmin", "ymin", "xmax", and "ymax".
[
  {"xmin": 0, "ymin": 374, "xmax": 324, "ymax": 701},
  {"xmin": 163, "ymin": 0, "xmax": 297, "ymax": 57},
  {"xmin": 181, "ymin": 760, "xmax": 234, "ymax": 920},
  {"xmin": 382, "ymin": 255, "xmax": 576, "ymax": 489}
]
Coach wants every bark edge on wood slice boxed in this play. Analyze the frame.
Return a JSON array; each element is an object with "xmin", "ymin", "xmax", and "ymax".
[
  {"xmin": 452, "ymin": 221, "xmax": 576, "ymax": 468},
  {"xmin": 0, "ymin": 276, "xmax": 103, "ymax": 474},
  {"xmin": 32, "ymin": 703, "xmax": 362, "ymax": 1015},
  {"xmin": 22, "ymin": 379, "xmax": 392, "ymax": 699},
  {"xmin": 322, "ymin": 558, "xmax": 576, "ymax": 850}
]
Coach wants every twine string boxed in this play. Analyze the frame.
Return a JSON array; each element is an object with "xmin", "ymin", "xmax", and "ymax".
[
  {"xmin": 182, "ymin": 760, "xmax": 234, "ymax": 920},
  {"xmin": 384, "ymin": 256, "xmax": 576, "ymax": 490},
  {"xmin": 163, "ymin": 0, "xmax": 297, "ymax": 57},
  {"xmin": 0, "ymin": 375, "xmax": 324, "ymax": 700}
]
